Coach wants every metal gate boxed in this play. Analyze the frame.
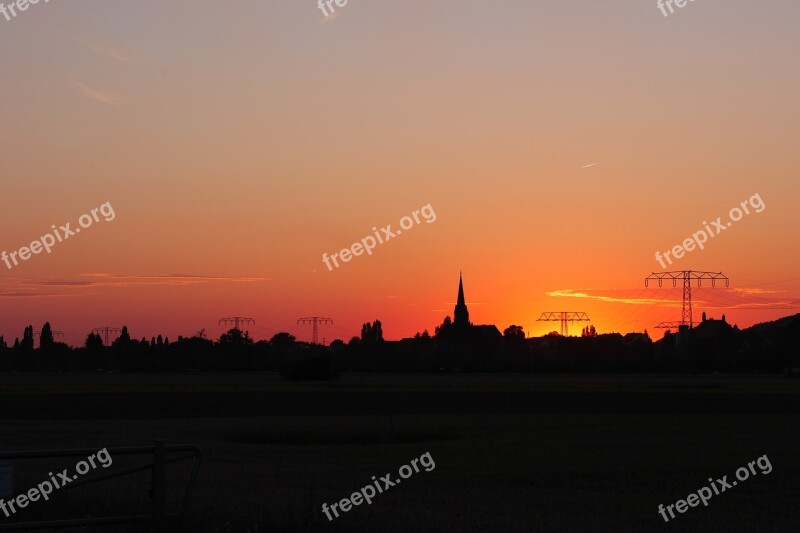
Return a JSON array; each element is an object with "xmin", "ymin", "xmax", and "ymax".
[{"xmin": 0, "ymin": 441, "xmax": 202, "ymax": 530}]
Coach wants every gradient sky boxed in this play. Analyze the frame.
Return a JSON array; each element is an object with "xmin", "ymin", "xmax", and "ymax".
[{"xmin": 1, "ymin": 1, "xmax": 799, "ymax": 346}]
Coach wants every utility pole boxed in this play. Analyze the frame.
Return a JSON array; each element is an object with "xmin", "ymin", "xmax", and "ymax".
[
  {"xmin": 536, "ymin": 312, "xmax": 590, "ymax": 337},
  {"xmin": 645, "ymin": 270, "xmax": 729, "ymax": 329},
  {"xmin": 92, "ymin": 327, "xmax": 121, "ymax": 346},
  {"xmin": 218, "ymin": 317, "xmax": 255, "ymax": 331},
  {"xmin": 297, "ymin": 317, "xmax": 333, "ymax": 345}
]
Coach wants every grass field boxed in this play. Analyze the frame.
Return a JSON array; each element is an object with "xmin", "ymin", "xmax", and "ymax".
[{"xmin": 1, "ymin": 373, "xmax": 799, "ymax": 532}]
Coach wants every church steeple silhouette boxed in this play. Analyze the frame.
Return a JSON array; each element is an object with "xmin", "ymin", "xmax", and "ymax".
[{"xmin": 454, "ymin": 271, "xmax": 470, "ymax": 326}]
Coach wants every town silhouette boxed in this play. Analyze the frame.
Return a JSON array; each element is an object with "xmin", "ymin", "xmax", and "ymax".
[{"xmin": 3, "ymin": 273, "xmax": 798, "ymax": 378}]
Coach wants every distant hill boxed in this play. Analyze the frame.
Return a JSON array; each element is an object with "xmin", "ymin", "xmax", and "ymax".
[{"xmin": 743, "ymin": 313, "xmax": 800, "ymax": 334}]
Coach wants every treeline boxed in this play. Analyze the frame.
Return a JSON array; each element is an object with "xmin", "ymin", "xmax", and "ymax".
[
  {"xmin": 0, "ymin": 324, "xmax": 336, "ymax": 379},
  {"xmin": 1, "ymin": 315, "xmax": 799, "ymax": 378}
]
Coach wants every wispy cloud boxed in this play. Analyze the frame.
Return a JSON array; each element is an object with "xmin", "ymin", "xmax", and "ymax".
[
  {"xmin": 547, "ymin": 289, "xmax": 677, "ymax": 305},
  {"xmin": 548, "ymin": 287, "xmax": 800, "ymax": 311},
  {"xmin": 73, "ymin": 35, "xmax": 132, "ymax": 63},
  {"xmin": 731, "ymin": 287, "xmax": 784, "ymax": 295},
  {"xmin": 30, "ymin": 280, "xmax": 97, "ymax": 287},
  {"xmin": 0, "ymin": 291, "xmax": 76, "ymax": 299},
  {"xmin": 80, "ymin": 273, "xmax": 269, "ymax": 286},
  {"xmin": 0, "ymin": 274, "xmax": 268, "ymax": 298},
  {"xmin": 72, "ymin": 81, "xmax": 127, "ymax": 106},
  {"xmin": 581, "ymin": 163, "xmax": 598, "ymax": 168}
]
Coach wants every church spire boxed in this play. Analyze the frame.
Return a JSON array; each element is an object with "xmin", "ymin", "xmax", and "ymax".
[{"xmin": 454, "ymin": 271, "xmax": 470, "ymax": 326}]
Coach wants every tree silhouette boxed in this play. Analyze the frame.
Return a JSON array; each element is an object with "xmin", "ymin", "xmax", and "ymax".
[
  {"xmin": 503, "ymin": 325, "xmax": 525, "ymax": 340},
  {"xmin": 435, "ymin": 316, "xmax": 453, "ymax": 337},
  {"xmin": 581, "ymin": 325, "xmax": 597, "ymax": 337},
  {"xmin": 330, "ymin": 339, "xmax": 345, "ymax": 350},
  {"xmin": 218, "ymin": 328, "xmax": 253, "ymax": 346},
  {"xmin": 85, "ymin": 332, "xmax": 104, "ymax": 351},
  {"xmin": 361, "ymin": 322, "xmax": 372, "ymax": 343},
  {"xmin": 20, "ymin": 325, "xmax": 34, "ymax": 353},
  {"xmin": 270, "ymin": 332, "xmax": 296, "ymax": 351},
  {"xmin": 40, "ymin": 322, "xmax": 54, "ymax": 350},
  {"xmin": 361, "ymin": 320, "xmax": 383, "ymax": 343}
]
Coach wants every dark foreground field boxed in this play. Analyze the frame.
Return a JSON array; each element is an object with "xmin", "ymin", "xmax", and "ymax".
[{"xmin": 1, "ymin": 373, "xmax": 799, "ymax": 532}]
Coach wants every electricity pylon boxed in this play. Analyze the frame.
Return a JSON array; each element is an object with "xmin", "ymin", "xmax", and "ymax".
[
  {"xmin": 537, "ymin": 312, "xmax": 590, "ymax": 336},
  {"xmin": 218, "ymin": 317, "xmax": 255, "ymax": 331},
  {"xmin": 297, "ymin": 317, "xmax": 333, "ymax": 345},
  {"xmin": 645, "ymin": 270, "xmax": 729, "ymax": 329},
  {"xmin": 35, "ymin": 331, "xmax": 64, "ymax": 339},
  {"xmin": 92, "ymin": 327, "xmax": 121, "ymax": 346}
]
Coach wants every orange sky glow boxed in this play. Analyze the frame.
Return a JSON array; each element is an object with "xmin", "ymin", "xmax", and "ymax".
[{"xmin": 1, "ymin": 1, "xmax": 799, "ymax": 346}]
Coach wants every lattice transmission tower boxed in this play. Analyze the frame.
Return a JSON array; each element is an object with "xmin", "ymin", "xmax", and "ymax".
[
  {"xmin": 92, "ymin": 327, "xmax": 121, "ymax": 346},
  {"xmin": 218, "ymin": 317, "xmax": 256, "ymax": 331},
  {"xmin": 35, "ymin": 330, "xmax": 64, "ymax": 339},
  {"xmin": 645, "ymin": 270, "xmax": 729, "ymax": 329},
  {"xmin": 297, "ymin": 317, "xmax": 333, "ymax": 345},
  {"xmin": 537, "ymin": 312, "xmax": 591, "ymax": 337}
]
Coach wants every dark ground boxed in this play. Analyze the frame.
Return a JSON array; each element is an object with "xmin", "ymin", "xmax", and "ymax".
[{"xmin": 1, "ymin": 373, "xmax": 799, "ymax": 532}]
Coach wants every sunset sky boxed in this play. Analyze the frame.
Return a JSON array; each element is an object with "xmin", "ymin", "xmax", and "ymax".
[{"xmin": 1, "ymin": 1, "xmax": 799, "ymax": 346}]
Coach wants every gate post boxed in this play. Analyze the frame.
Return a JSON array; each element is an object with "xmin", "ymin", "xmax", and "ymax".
[{"xmin": 152, "ymin": 440, "xmax": 166, "ymax": 526}]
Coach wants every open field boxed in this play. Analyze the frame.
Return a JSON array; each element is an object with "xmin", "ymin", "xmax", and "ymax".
[{"xmin": 1, "ymin": 373, "xmax": 799, "ymax": 532}]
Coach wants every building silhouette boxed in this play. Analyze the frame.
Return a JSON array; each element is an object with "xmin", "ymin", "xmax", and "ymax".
[
  {"xmin": 440, "ymin": 272, "xmax": 501, "ymax": 344},
  {"xmin": 454, "ymin": 271, "xmax": 470, "ymax": 327}
]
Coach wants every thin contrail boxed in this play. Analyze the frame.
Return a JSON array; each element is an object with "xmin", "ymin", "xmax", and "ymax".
[{"xmin": 582, "ymin": 163, "xmax": 598, "ymax": 168}]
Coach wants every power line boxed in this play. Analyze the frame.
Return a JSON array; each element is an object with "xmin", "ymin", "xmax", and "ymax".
[
  {"xmin": 536, "ymin": 312, "xmax": 590, "ymax": 336},
  {"xmin": 645, "ymin": 270, "xmax": 729, "ymax": 328},
  {"xmin": 297, "ymin": 317, "xmax": 333, "ymax": 345},
  {"xmin": 92, "ymin": 327, "xmax": 121, "ymax": 346},
  {"xmin": 218, "ymin": 317, "xmax": 255, "ymax": 331},
  {"xmin": 35, "ymin": 330, "xmax": 64, "ymax": 339}
]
